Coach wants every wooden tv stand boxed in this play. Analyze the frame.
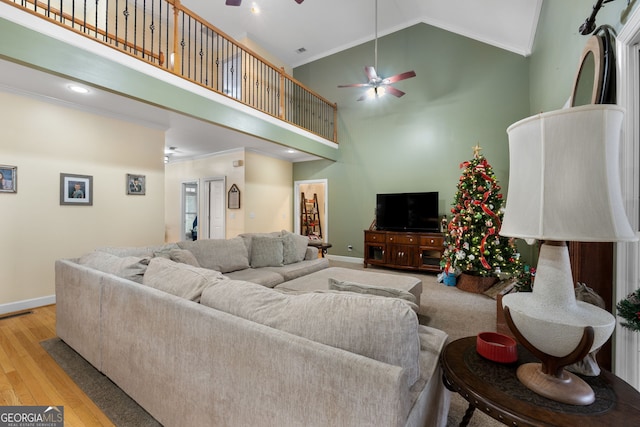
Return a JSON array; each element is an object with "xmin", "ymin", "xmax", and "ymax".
[{"xmin": 364, "ymin": 230, "xmax": 444, "ymax": 273}]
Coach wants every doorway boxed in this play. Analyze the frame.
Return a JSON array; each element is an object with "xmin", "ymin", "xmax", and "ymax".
[
  {"xmin": 294, "ymin": 179, "xmax": 328, "ymax": 241},
  {"xmin": 203, "ymin": 177, "xmax": 226, "ymax": 239},
  {"xmin": 181, "ymin": 181, "xmax": 198, "ymax": 241}
]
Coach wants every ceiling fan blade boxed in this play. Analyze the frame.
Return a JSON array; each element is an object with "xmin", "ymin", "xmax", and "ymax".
[
  {"xmin": 385, "ymin": 86, "xmax": 406, "ymax": 98},
  {"xmin": 337, "ymin": 83, "xmax": 371, "ymax": 88},
  {"xmin": 364, "ymin": 66, "xmax": 378, "ymax": 81},
  {"xmin": 383, "ymin": 71, "xmax": 416, "ymax": 84}
]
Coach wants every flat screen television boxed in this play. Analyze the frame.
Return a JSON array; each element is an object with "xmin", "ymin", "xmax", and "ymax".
[{"xmin": 376, "ymin": 192, "xmax": 439, "ymax": 232}]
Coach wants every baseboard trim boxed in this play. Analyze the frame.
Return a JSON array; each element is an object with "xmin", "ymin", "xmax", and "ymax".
[
  {"xmin": 0, "ymin": 295, "xmax": 56, "ymax": 315},
  {"xmin": 326, "ymin": 254, "xmax": 363, "ymax": 264}
]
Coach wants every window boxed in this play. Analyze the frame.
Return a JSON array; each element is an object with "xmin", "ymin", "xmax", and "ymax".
[{"xmin": 182, "ymin": 182, "xmax": 198, "ymax": 240}]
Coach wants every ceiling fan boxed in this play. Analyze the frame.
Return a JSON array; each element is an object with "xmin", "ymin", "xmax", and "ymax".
[
  {"xmin": 338, "ymin": 0, "xmax": 416, "ymax": 101},
  {"xmin": 226, "ymin": 0, "xmax": 303, "ymax": 5}
]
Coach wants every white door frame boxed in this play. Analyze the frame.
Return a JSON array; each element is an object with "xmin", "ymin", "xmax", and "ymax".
[
  {"xmin": 202, "ymin": 176, "xmax": 226, "ymax": 239},
  {"xmin": 294, "ymin": 179, "xmax": 328, "ymax": 241},
  {"xmin": 615, "ymin": 8, "xmax": 640, "ymax": 389}
]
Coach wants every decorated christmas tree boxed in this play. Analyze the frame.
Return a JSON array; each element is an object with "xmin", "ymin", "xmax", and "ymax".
[{"xmin": 441, "ymin": 146, "xmax": 521, "ymax": 278}]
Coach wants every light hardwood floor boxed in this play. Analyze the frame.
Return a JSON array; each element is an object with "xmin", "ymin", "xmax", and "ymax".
[{"xmin": 0, "ymin": 305, "xmax": 113, "ymax": 426}]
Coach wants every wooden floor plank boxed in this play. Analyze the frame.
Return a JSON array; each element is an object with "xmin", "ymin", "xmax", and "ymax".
[{"xmin": 0, "ymin": 305, "xmax": 114, "ymax": 427}]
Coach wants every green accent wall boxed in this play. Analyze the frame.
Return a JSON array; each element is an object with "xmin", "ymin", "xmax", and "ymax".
[
  {"xmin": 529, "ymin": 0, "xmax": 637, "ymax": 113},
  {"xmin": 293, "ymin": 23, "xmax": 530, "ymax": 259}
]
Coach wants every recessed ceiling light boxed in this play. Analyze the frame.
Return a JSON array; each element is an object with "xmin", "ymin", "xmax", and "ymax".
[
  {"xmin": 250, "ymin": 4, "xmax": 260, "ymax": 14},
  {"xmin": 67, "ymin": 84, "xmax": 90, "ymax": 94},
  {"xmin": 287, "ymin": 149, "xmax": 296, "ymax": 154}
]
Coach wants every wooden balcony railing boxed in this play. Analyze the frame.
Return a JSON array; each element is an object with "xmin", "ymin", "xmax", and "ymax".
[{"xmin": 2, "ymin": 0, "xmax": 338, "ymax": 142}]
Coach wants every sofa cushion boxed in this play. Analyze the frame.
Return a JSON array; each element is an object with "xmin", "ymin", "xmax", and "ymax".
[
  {"xmin": 223, "ymin": 268, "xmax": 285, "ymax": 288},
  {"xmin": 281, "ymin": 230, "xmax": 309, "ymax": 264},
  {"xmin": 250, "ymin": 236, "xmax": 284, "ymax": 268},
  {"xmin": 142, "ymin": 257, "xmax": 226, "ymax": 302},
  {"xmin": 238, "ymin": 231, "xmax": 282, "ymax": 256},
  {"xmin": 266, "ymin": 258, "xmax": 329, "ymax": 281},
  {"xmin": 177, "ymin": 238, "xmax": 249, "ymax": 273},
  {"xmin": 328, "ymin": 278, "xmax": 419, "ymax": 312},
  {"xmin": 168, "ymin": 248, "xmax": 200, "ymax": 267},
  {"xmin": 78, "ymin": 251, "xmax": 150, "ymax": 283},
  {"xmin": 200, "ymin": 280, "xmax": 421, "ymax": 386},
  {"xmin": 96, "ymin": 243, "xmax": 179, "ymax": 257}
]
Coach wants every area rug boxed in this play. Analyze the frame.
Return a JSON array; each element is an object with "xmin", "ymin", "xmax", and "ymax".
[{"xmin": 41, "ymin": 338, "xmax": 161, "ymax": 427}]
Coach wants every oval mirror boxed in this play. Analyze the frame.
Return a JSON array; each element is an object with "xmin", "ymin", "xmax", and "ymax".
[{"xmin": 570, "ymin": 35, "xmax": 604, "ymax": 106}]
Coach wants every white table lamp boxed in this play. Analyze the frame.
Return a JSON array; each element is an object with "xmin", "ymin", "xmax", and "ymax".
[{"xmin": 500, "ymin": 104, "xmax": 637, "ymax": 405}]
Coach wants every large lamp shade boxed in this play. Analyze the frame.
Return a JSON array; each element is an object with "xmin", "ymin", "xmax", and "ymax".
[{"xmin": 500, "ymin": 104, "xmax": 636, "ymax": 242}]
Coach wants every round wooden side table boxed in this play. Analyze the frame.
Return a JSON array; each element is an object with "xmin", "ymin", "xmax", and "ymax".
[{"xmin": 440, "ymin": 336, "xmax": 640, "ymax": 426}]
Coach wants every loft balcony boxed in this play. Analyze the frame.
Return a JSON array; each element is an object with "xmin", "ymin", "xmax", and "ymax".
[{"xmin": 0, "ymin": 0, "xmax": 338, "ymax": 161}]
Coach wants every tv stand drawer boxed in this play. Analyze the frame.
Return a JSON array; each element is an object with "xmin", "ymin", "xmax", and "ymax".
[
  {"xmin": 420, "ymin": 236, "xmax": 443, "ymax": 247},
  {"xmin": 365, "ymin": 231, "xmax": 387, "ymax": 243},
  {"xmin": 387, "ymin": 234, "xmax": 418, "ymax": 245}
]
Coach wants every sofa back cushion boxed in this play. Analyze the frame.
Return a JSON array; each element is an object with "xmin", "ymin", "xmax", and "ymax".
[
  {"xmin": 96, "ymin": 243, "xmax": 179, "ymax": 257},
  {"xmin": 249, "ymin": 236, "xmax": 284, "ymax": 268},
  {"xmin": 281, "ymin": 230, "xmax": 309, "ymax": 264},
  {"xmin": 177, "ymin": 238, "xmax": 249, "ymax": 273},
  {"xmin": 78, "ymin": 251, "xmax": 150, "ymax": 283},
  {"xmin": 168, "ymin": 248, "xmax": 201, "ymax": 267},
  {"xmin": 143, "ymin": 257, "xmax": 227, "ymax": 302},
  {"xmin": 200, "ymin": 280, "xmax": 420, "ymax": 386}
]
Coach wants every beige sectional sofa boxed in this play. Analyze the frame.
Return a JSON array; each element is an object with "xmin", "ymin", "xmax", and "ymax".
[{"xmin": 55, "ymin": 232, "xmax": 450, "ymax": 427}]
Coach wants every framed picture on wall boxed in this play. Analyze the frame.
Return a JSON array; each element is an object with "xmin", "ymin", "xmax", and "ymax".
[
  {"xmin": 127, "ymin": 174, "xmax": 146, "ymax": 195},
  {"xmin": 60, "ymin": 173, "xmax": 93, "ymax": 205},
  {"xmin": 0, "ymin": 165, "xmax": 17, "ymax": 193},
  {"xmin": 228, "ymin": 184, "xmax": 240, "ymax": 209}
]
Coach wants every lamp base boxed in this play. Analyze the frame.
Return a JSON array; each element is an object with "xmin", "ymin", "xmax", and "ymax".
[
  {"xmin": 504, "ymin": 306, "xmax": 596, "ymax": 406},
  {"xmin": 516, "ymin": 363, "xmax": 595, "ymax": 405}
]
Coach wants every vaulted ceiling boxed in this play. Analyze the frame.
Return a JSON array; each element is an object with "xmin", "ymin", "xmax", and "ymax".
[{"xmin": 186, "ymin": 0, "xmax": 543, "ymax": 67}]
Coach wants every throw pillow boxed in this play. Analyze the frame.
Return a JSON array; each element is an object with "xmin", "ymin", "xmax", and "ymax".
[
  {"xmin": 200, "ymin": 280, "xmax": 421, "ymax": 387},
  {"xmin": 169, "ymin": 248, "xmax": 200, "ymax": 267},
  {"xmin": 238, "ymin": 231, "xmax": 282, "ymax": 256},
  {"xmin": 142, "ymin": 257, "xmax": 226, "ymax": 302},
  {"xmin": 177, "ymin": 238, "xmax": 250, "ymax": 273},
  {"xmin": 328, "ymin": 278, "xmax": 419, "ymax": 311},
  {"xmin": 281, "ymin": 230, "xmax": 309, "ymax": 264},
  {"xmin": 250, "ymin": 236, "xmax": 284, "ymax": 268},
  {"xmin": 78, "ymin": 251, "xmax": 150, "ymax": 283}
]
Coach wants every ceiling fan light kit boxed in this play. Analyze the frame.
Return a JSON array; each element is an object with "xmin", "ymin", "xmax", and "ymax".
[{"xmin": 338, "ymin": 0, "xmax": 416, "ymax": 101}]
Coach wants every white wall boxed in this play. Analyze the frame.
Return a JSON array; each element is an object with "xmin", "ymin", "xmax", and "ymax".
[
  {"xmin": 244, "ymin": 151, "xmax": 293, "ymax": 233},
  {"xmin": 164, "ymin": 150, "xmax": 246, "ymax": 240},
  {"xmin": 0, "ymin": 90, "xmax": 165, "ymax": 311}
]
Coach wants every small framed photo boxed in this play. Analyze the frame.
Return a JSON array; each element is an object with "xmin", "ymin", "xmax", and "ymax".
[
  {"xmin": 127, "ymin": 174, "xmax": 146, "ymax": 195},
  {"xmin": 60, "ymin": 173, "xmax": 93, "ymax": 205},
  {"xmin": 0, "ymin": 165, "xmax": 17, "ymax": 193}
]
